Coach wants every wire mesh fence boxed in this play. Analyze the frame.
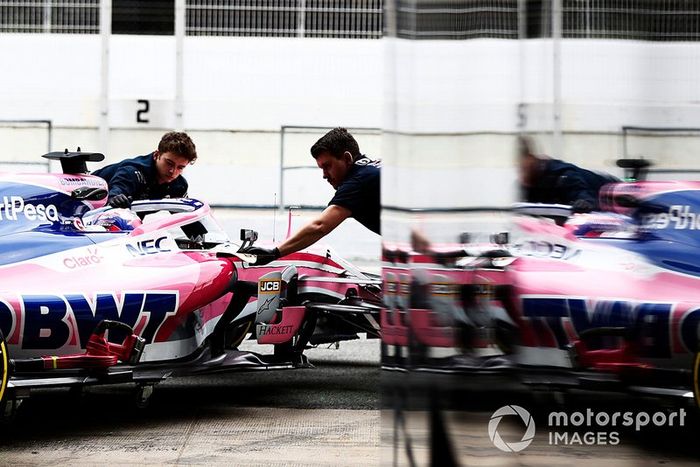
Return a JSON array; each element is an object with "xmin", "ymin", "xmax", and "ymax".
[
  {"xmin": 391, "ymin": 0, "xmax": 700, "ymax": 41},
  {"xmin": 0, "ymin": 0, "xmax": 99, "ymax": 33},
  {"xmin": 393, "ymin": 0, "xmax": 518, "ymax": 39},
  {"xmin": 526, "ymin": 0, "xmax": 700, "ymax": 40},
  {"xmin": 2, "ymin": 0, "xmax": 700, "ymax": 40},
  {"xmin": 185, "ymin": 0, "xmax": 383, "ymax": 38},
  {"xmin": 563, "ymin": 0, "xmax": 700, "ymax": 41}
]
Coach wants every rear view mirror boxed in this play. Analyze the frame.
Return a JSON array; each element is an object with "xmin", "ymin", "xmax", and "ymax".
[
  {"xmin": 239, "ymin": 229, "xmax": 259, "ymax": 251},
  {"xmin": 240, "ymin": 229, "xmax": 258, "ymax": 243}
]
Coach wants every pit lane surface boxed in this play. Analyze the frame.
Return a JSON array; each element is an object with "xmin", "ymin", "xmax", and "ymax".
[
  {"xmin": 0, "ymin": 340, "xmax": 381, "ymax": 466},
  {"xmin": 381, "ymin": 373, "xmax": 700, "ymax": 466},
  {"xmin": 4, "ymin": 336, "xmax": 700, "ymax": 466}
]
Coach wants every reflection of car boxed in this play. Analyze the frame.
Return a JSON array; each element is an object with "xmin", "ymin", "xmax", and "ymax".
[
  {"xmin": 382, "ymin": 174, "xmax": 700, "ymax": 408},
  {"xmin": 508, "ymin": 180, "xmax": 700, "ymax": 406},
  {"xmin": 0, "ymin": 151, "xmax": 381, "ymax": 416}
]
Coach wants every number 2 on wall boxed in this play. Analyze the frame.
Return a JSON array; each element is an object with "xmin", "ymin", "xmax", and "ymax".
[{"xmin": 136, "ymin": 99, "xmax": 150, "ymax": 124}]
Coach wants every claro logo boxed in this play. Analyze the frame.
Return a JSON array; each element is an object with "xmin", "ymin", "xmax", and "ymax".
[
  {"xmin": 63, "ymin": 247, "xmax": 103, "ymax": 269},
  {"xmin": 0, "ymin": 196, "xmax": 59, "ymax": 222},
  {"xmin": 259, "ymin": 280, "xmax": 281, "ymax": 293}
]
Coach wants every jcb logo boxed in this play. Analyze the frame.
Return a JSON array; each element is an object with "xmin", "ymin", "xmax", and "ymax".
[
  {"xmin": 259, "ymin": 280, "xmax": 281, "ymax": 293},
  {"xmin": 431, "ymin": 283, "xmax": 458, "ymax": 295}
]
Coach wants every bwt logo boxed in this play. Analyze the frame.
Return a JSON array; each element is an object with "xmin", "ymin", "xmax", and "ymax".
[
  {"xmin": 259, "ymin": 280, "xmax": 281, "ymax": 293},
  {"xmin": 488, "ymin": 405, "xmax": 536, "ymax": 452}
]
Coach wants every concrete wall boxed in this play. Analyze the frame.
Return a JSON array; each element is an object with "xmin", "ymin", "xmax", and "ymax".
[{"xmin": 2, "ymin": 35, "xmax": 700, "ymax": 210}]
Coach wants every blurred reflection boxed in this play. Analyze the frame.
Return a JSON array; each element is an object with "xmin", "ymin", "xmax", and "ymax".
[
  {"xmin": 382, "ymin": 206, "xmax": 700, "ymax": 465},
  {"xmin": 517, "ymin": 135, "xmax": 620, "ymax": 213},
  {"xmin": 381, "ymin": 0, "xmax": 700, "ymax": 464}
]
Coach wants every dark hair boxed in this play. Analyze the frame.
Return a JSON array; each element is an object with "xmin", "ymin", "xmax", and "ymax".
[
  {"xmin": 310, "ymin": 127, "xmax": 361, "ymax": 161},
  {"xmin": 518, "ymin": 135, "xmax": 535, "ymax": 159},
  {"xmin": 158, "ymin": 131, "xmax": 197, "ymax": 163}
]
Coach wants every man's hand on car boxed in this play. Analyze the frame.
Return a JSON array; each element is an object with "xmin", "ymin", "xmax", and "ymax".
[
  {"xmin": 571, "ymin": 199, "xmax": 594, "ymax": 213},
  {"xmin": 239, "ymin": 246, "xmax": 281, "ymax": 266},
  {"xmin": 108, "ymin": 194, "xmax": 132, "ymax": 208}
]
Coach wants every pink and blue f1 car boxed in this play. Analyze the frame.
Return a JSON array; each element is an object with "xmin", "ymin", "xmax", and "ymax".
[{"xmin": 0, "ymin": 151, "xmax": 381, "ymax": 414}]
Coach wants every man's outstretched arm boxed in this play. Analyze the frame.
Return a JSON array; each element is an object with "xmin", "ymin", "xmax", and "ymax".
[
  {"xmin": 240, "ymin": 204, "xmax": 351, "ymax": 265},
  {"xmin": 277, "ymin": 204, "xmax": 351, "ymax": 256}
]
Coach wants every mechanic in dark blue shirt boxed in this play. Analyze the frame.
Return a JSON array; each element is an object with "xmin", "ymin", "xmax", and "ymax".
[
  {"xmin": 243, "ymin": 127, "xmax": 380, "ymax": 265},
  {"xmin": 93, "ymin": 131, "xmax": 197, "ymax": 208},
  {"xmin": 519, "ymin": 136, "xmax": 617, "ymax": 212}
]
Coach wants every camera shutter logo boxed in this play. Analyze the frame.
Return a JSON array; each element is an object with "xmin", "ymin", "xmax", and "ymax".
[{"xmin": 488, "ymin": 405, "xmax": 536, "ymax": 452}]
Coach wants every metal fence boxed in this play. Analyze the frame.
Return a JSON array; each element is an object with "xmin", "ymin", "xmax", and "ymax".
[
  {"xmin": 2, "ymin": 0, "xmax": 700, "ymax": 40},
  {"xmin": 0, "ymin": 0, "xmax": 99, "ymax": 33},
  {"xmin": 525, "ymin": 0, "xmax": 700, "ymax": 41},
  {"xmin": 391, "ymin": 0, "xmax": 700, "ymax": 41},
  {"xmin": 621, "ymin": 126, "xmax": 700, "ymax": 173},
  {"xmin": 0, "ymin": 120, "xmax": 52, "ymax": 171},
  {"xmin": 563, "ymin": 0, "xmax": 700, "ymax": 41},
  {"xmin": 393, "ymin": 0, "xmax": 519, "ymax": 39},
  {"xmin": 186, "ymin": 0, "xmax": 383, "ymax": 38}
]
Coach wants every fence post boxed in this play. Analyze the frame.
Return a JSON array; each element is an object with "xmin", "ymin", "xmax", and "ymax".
[
  {"xmin": 297, "ymin": 0, "xmax": 306, "ymax": 38},
  {"xmin": 175, "ymin": 0, "xmax": 185, "ymax": 131},
  {"xmin": 552, "ymin": 0, "xmax": 563, "ymax": 158},
  {"xmin": 279, "ymin": 126, "xmax": 286, "ymax": 213},
  {"xmin": 43, "ymin": 0, "xmax": 51, "ymax": 33},
  {"xmin": 99, "ymin": 0, "xmax": 111, "ymax": 155}
]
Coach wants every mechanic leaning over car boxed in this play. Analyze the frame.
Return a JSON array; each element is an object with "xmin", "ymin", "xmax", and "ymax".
[
  {"xmin": 93, "ymin": 131, "xmax": 197, "ymax": 208},
  {"xmin": 519, "ymin": 135, "xmax": 618, "ymax": 213},
  {"xmin": 241, "ymin": 127, "xmax": 380, "ymax": 265}
]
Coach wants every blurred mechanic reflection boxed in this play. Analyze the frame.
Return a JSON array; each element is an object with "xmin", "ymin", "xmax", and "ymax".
[
  {"xmin": 93, "ymin": 131, "xmax": 197, "ymax": 208},
  {"xmin": 404, "ymin": 228, "xmax": 519, "ymax": 367},
  {"xmin": 241, "ymin": 127, "xmax": 380, "ymax": 264},
  {"xmin": 519, "ymin": 135, "xmax": 618, "ymax": 213},
  {"xmin": 88, "ymin": 208, "xmax": 142, "ymax": 232}
]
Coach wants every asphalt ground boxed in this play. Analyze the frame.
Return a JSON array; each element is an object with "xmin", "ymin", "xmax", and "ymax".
[
  {"xmin": 3, "ymin": 338, "xmax": 700, "ymax": 466},
  {"xmin": 381, "ymin": 373, "xmax": 700, "ymax": 466},
  {"xmin": 381, "ymin": 407, "xmax": 700, "ymax": 467},
  {"xmin": 0, "ymin": 340, "xmax": 381, "ymax": 465}
]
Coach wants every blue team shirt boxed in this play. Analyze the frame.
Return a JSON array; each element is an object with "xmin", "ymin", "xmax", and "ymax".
[
  {"xmin": 524, "ymin": 158, "xmax": 618, "ymax": 210},
  {"xmin": 93, "ymin": 153, "xmax": 188, "ymax": 201},
  {"xmin": 328, "ymin": 157, "xmax": 380, "ymax": 235}
]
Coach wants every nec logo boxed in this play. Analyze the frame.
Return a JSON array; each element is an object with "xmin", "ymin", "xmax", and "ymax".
[
  {"xmin": 259, "ymin": 280, "xmax": 281, "ymax": 293},
  {"xmin": 126, "ymin": 236, "xmax": 171, "ymax": 257}
]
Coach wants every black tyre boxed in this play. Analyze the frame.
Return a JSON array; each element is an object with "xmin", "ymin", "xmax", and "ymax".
[
  {"xmin": 693, "ymin": 352, "xmax": 700, "ymax": 409},
  {"xmin": 0, "ymin": 330, "xmax": 8, "ymax": 409}
]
